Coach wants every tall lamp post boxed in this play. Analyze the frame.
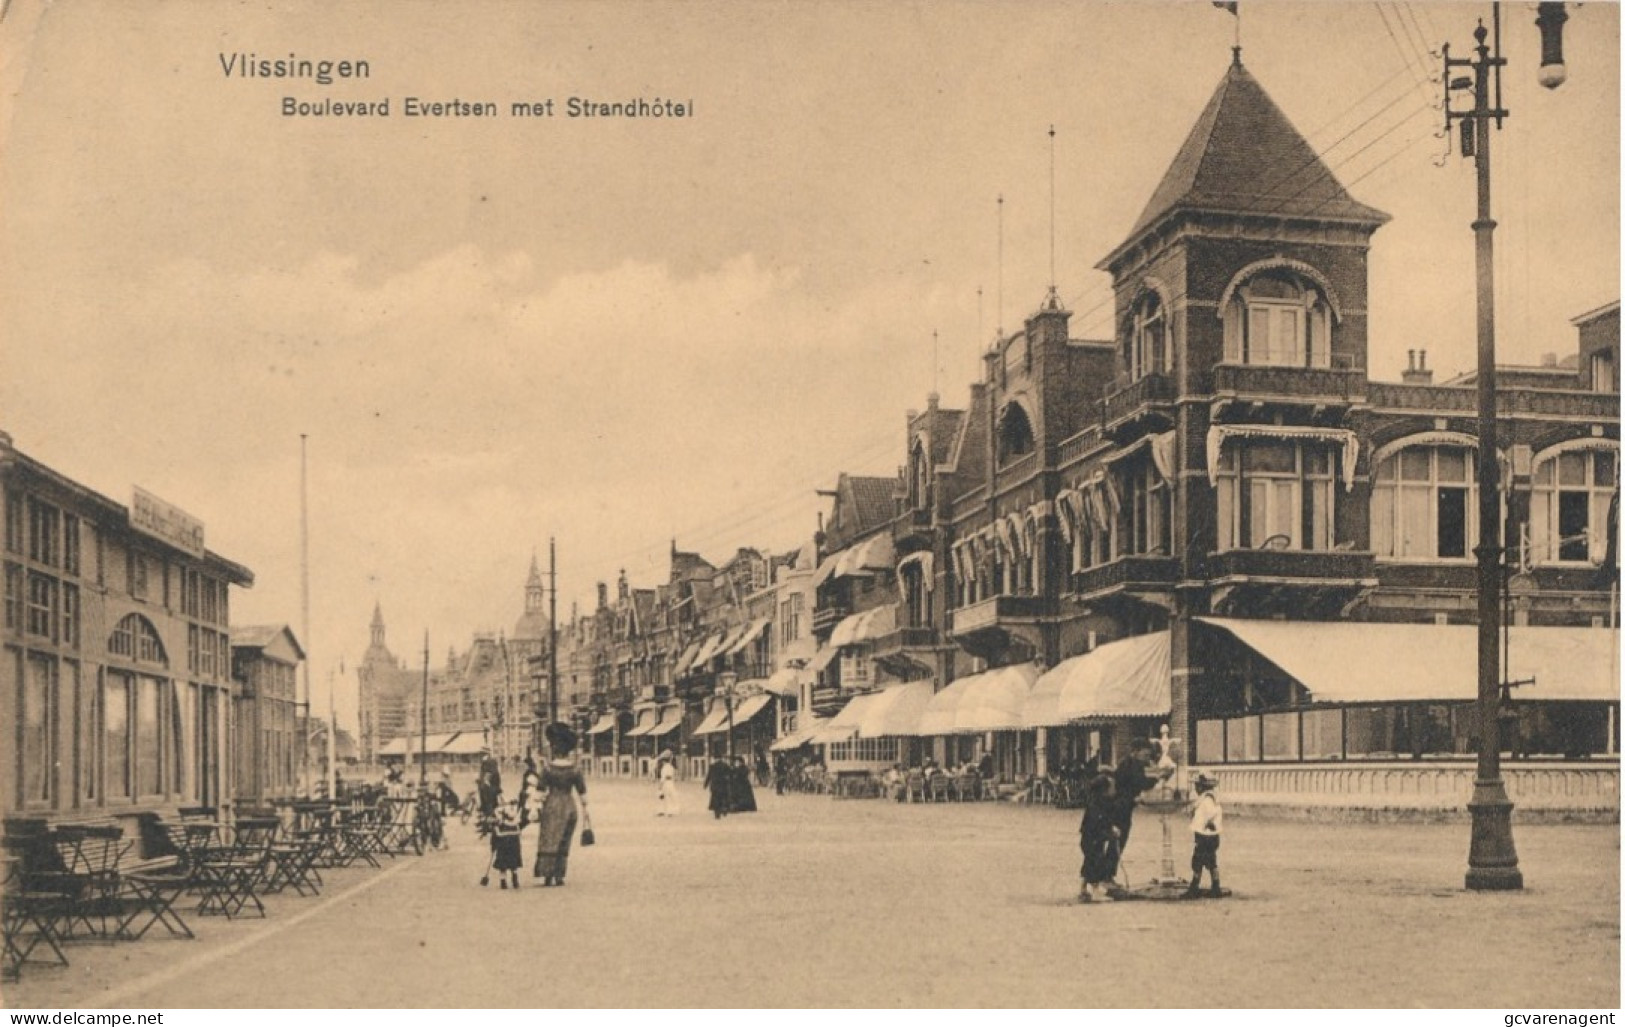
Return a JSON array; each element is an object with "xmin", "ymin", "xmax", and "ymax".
[
  {"xmin": 530, "ymin": 654, "xmax": 546, "ymax": 753},
  {"xmin": 419, "ymin": 631, "xmax": 430, "ymax": 790},
  {"xmin": 720, "ymin": 670, "xmax": 739, "ymax": 759},
  {"xmin": 1443, "ymin": 0, "xmax": 1577, "ymax": 891}
]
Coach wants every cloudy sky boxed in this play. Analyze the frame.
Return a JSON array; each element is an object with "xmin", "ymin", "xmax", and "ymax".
[{"xmin": 1, "ymin": 0, "xmax": 1616, "ymax": 728}]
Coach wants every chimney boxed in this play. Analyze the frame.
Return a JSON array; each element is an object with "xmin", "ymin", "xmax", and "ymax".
[
  {"xmin": 1402, "ymin": 348, "xmax": 1433, "ymax": 385},
  {"xmin": 596, "ymin": 582, "xmax": 608, "ymax": 610},
  {"xmin": 1541, "ymin": 351, "xmax": 1559, "ymax": 368},
  {"xmin": 618, "ymin": 569, "xmax": 629, "ymax": 602}
]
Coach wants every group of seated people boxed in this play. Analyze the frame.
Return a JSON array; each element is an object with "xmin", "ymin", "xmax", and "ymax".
[{"xmin": 878, "ymin": 753, "xmax": 997, "ymax": 801}]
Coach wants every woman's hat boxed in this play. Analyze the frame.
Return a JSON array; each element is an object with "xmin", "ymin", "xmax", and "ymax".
[
  {"xmin": 1194, "ymin": 771, "xmax": 1218, "ymax": 790},
  {"xmin": 659, "ymin": 749, "xmax": 674, "ymax": 760}
]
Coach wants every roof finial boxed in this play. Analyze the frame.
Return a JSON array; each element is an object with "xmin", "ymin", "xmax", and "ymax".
[{"xmin": 1232, "ymin": 45, "xmax": 1242, "ymax": 67}]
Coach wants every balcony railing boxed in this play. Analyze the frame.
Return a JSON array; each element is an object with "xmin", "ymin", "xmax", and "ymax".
[
  {"xmin": 996, "ymin": 450, "xmax": 1039, "ymax": 481},
  {"xmin": 1103, "ymin": 373, "xmax": 1176, "ymax": 427},
  {"xmin": 892, "ymin": 507, "xmax": 933, "ymax": 542},
  {"xmin": 1212, "ymin": 364, "xmax": 1367, "ymax": 405},
  {"xmin": 949, "ymin": 594, "xmax": 1057, "ymax": 636},
  {"xmin": 811, "ymin": 604, "xmax": 849, "ymax": 634},
  {"xmin": 1070, "ymin": 554, "xmax": 1181, "ymax": 597},
  {"xmin": 1056, "ymin": 426, "xmax": 1105, "ymax": 469},
  {"xmin": 869, "ymin": 626, "xmax": 938, "ymax": 655},
  {"xmin": 1206, "ymin": 548, "xmax": 1376, "ymax": 582},
  {"xmin": 1368, "ymin": 382, "xmax": 1619, "ymax": 419}
]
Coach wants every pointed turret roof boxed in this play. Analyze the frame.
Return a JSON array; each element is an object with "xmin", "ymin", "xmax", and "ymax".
[{"xmin": 1103, "ymin": 54, "xmax": 1388, "ymax": 269}]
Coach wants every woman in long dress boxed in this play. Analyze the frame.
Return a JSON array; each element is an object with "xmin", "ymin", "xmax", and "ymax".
[
  {"xmin": 729, "ymin": 755, "xmax": 758, "ymax": 813},
  {"xmin": 703, "ymin": 757, "xmax": 732, "ymax": 819},
  {"xmin": 655, "ymin": 750, "xmax": 680, "ymax": 817},
  {"xmin": 533, "ymin": 722, "xmax": 588, "ymax": 887}
]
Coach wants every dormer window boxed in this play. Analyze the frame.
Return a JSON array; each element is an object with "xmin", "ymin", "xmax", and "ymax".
[
  {"xmin": 1223, "ymin": 270, "xmax": 1332, "ymax": 368},
  {"xmin": 1126, "ymin": 292, "xmax": 1167, "ymax": 381},
  {"xmin": 997, "ymin": 403, "xmax": 1035, "ymax": 464}
]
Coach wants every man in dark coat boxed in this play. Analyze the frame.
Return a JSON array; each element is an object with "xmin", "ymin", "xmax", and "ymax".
[
  {"xmin": 477, "ymin": 747, "xmax": 503, "ymax": 818},
  {"xmin": 1111, "ymin": 738, "xmax": 1163, "ymax": 866},
  {"xmin": 703, "ymin": 757, "xmax": 732, "ymax": 819}
]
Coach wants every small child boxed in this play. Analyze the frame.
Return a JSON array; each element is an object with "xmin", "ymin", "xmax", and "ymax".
[
  {"xmin": 490, "ymin": 795, "xmax": 523, "ymax": 890},
  {"xmin": 1185, "ymin": 771, "xmax": 1223, "ymax": 899}
]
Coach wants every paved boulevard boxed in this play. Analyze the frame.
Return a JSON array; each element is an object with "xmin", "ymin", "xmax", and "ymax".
[{"xmin": 8, "ymin": 778, "xmax": 1618, "ymax": 1008}]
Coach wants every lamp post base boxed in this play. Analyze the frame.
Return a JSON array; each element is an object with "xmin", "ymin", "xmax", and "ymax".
[{"xmin": 1466, "ymin": 778, "xmax": 1524, "ymax": 891}]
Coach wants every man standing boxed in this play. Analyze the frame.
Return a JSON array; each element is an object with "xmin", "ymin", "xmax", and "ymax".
[
  {"xmin": 477, "ymin": 746, "xmax": 503, "ymax": 818},
  {"xmin": 1111, "ymin": 738, "xmax": 1165, "ymax": 873}
]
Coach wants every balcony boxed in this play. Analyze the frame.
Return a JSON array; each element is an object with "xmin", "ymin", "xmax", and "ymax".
[
  {"xmin": 892, "ymin": 507, "xmax": 934, "ymax": 546},
  {"xmin": 870, "ymin": 625, "xmax": 940, "ymax": 675},
  {"xmin": 1211, "ymin": 364, "xmax": 1367, "ymax": 414},
  {"xmin": 1103, "ymin": 373, "xmax": 1176, "ymax": 434},
  {"xmin": 1070, "ymin": 554, "xmax": 1181, "ymax": 605},
  {"xmin": 1205, "ymin": 547, "xmax": 1378, "ymax": 617},
  {"xmin": 950, "ymin": 595, "xmax": 1056, "ymax": 661},
  {"xmin": 811, "ymin": 603, "xmax": 849, "ymax": 635}
]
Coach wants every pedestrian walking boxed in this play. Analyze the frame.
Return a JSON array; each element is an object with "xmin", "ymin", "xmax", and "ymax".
[
  {"xmin": 703, "ymin": 756, "xmax": 732, "ymax": 819},
  {"xmin": 489, "ymin": 795, "xmax": 523, "ymax": 890},
  {"xmin": 730, "ymin": 754, "xmax": 758, "ymax": 813},
  {"xmin": 656, "ymin": 750, "xmax": 681, "ymax": 817},
  {"xmin": 1078, "ymin": 759, "xmax": 1119, "ymax": 903},
  {"xmin": 532, "ymin": 722, "xmax": 589, "ymax": 887},
  {"xmin": 1184, "ymin": 771, "xmax": 1224, "ymax": 899}
]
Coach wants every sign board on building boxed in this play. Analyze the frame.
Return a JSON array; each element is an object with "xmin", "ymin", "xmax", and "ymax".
[
  {"xmin": 130, "ymin": 486, "xmax": 206, "ymax": 558},
  {"xmin": 810, "ymin": 682, "xmax": 843, "ymax": 716}
]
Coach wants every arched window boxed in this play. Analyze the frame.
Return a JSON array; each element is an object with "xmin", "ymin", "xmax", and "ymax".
[
  {"xmin": 109, "ymin": 613, "xmax": 167, "ymax": 667},
  {"xmin": 1371, "ymin": 445, "xmax": 1478, "ymax": 560},
  {"xmin": 909, "ymin": 441, "xmax": 930, "ymax": 509},
  {"xmin": 998, "ymin": 403, "xmax": 1035, "ymax": 464},
  {"xmin": 1222, "ymin": 270, "xmax": 1333, "ymax": 368},
  {"xmin": 1126, "ymin": 291, "xmax": 1167, "ymax": 381},
  {"xmin": 1529, "ymin": 443, "xmax": 1617, "ymax": 565}
]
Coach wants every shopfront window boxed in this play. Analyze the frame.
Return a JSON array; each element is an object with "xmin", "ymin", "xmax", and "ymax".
[{"xmin": 21, "ymin": 652, "xmax": 54, "ymax": 805}]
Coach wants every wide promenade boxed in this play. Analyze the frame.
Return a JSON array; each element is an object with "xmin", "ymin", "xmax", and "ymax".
[{"xmin": 7, "ymin": 779, "xmax": 1618, "ymax": 1008}]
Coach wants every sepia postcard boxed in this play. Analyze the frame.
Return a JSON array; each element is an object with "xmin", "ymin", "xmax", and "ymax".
[{"xmin": 0, "ymin": 0, "xmax": 1618, "ymax": 1014}]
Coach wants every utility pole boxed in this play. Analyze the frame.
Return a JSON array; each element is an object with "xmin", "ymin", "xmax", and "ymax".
[
  {"xmin": 549, "ymin": 536, "xmax": 559, "ymax": 728},
  {"xmin": 1443, "ymin": 4, "xmax": 1522, "ymax": 891},
  {"xmin": 420, "ymin": 630, "xmax": 430, "ymax": 789}
]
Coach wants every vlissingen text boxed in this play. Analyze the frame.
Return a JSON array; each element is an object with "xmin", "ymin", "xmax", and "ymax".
[{"xmin": 277, "ymin": 96, "xmax": 695, "ymax": 118}]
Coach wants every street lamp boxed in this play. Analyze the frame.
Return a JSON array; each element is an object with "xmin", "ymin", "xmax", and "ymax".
[
  {"xmin": 1443, "ymin": 7, "xmax": 1522, "ymax": 891},
  {"xmin": 720, "ymin": 670, "xmax": 739, "ymax": 759}
]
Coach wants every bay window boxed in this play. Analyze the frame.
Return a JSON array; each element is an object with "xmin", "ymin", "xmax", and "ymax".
[{"xmin": 1126, "ymin": 291, "xmax": 1167, "ymax": 381}]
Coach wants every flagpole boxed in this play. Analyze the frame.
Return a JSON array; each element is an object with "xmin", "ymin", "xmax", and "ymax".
[
  {"xmin": 300, "ymin": 434, "xmax": 312, "ymax": 798},
  {"xmin": 327, "ymin": 660, "xmax": 340, "ymax": 799}
]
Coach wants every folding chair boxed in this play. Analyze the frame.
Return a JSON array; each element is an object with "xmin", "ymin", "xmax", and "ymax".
[
  {"xmin": 0, "ymin": 848, "xmax": 70, "ymax": 978},
  {"xmin": 53, "ymin": 825, "xmax": 131, "ymax": 941}
]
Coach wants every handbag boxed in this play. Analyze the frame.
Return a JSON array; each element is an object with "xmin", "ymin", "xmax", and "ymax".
[{"xmin": 580, "ymin": 808, "xmax": 596, "ymax": 847}]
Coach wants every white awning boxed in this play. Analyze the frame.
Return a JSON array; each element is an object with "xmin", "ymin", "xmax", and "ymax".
[
  {"xmin": 831, "ymin": 533, "xmax": 896, "ymax": 580},
  {"xmin": 896, "ymin": 551, "xmax": 935, "ymax": 591},
  {"xmin": 671, "ymin": 639, "xmax": 705, "ymax": 676},
  {"xmin": 646, "ymin": 709, "xmax": 684, "ymax": 737},
  {"xmin": 724, "ymin": 618, "xmax": 771, "ymax": 656},
  {"xmin": 812, "ymin": 552, "xmax": 842, "ymax": 588},
  {"xmin": 1206, "ymin": 425, "xmax": 1359, "ymax": 491},
  {"xmin": 917, "ymin": 664, "xmax": 1041, "ymax": 735},
  {"xmin": 441, "ymin": 732, "xmax": 487, "ymax": 755},
  {"xmin": 810, "ymin": 644, "xmax": 841, "ymax": 673},
  {"xmin": 1025, "ymin": 633, "xmax": 1171, "ymax": 727},
  {"xmin": 828, "ymin": 604, "xmax": 898, "ymax": 649},
  {"xmin": 587, "ymin": 714, "xmax": 618, "ymax": 735},
  {"xmin": 687, "ymin": 632, "xmax": 727, "ymax": 671},
  {"xmin": 623, "ymin": 706, "xmax": 662, "ymax": 737},
  {"xmin": 772, "ymin": 719, "xmax": 828, "ymax": 751},
  {"xmin": 811, "ymin": 691, "xmax": 879, "ymax": 743},
  {"xmin": 854, "ymin": 680, "xmax": 936, "ymax": 738},
  {"xmin": 762, "ymin": 666, "xmax": 807, "ymax": 696},
  {"xmin": 1197, "ymin": 619, "xmax": 1621, "ymax": 703},
  {"xmin": 377, "ymin": 737, "xmax": 409, "ymax": 756},
  {"xmin": 693, "ymin": 693, "xmax": 773, "ymax": 735}
]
